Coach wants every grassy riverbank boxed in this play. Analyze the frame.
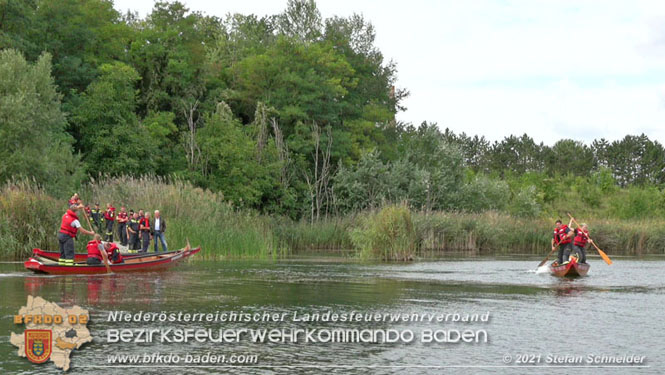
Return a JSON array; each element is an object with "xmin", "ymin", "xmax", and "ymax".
[{"xmin": 1, "ymin": 177, "xmax": 664, "ymax": 260}]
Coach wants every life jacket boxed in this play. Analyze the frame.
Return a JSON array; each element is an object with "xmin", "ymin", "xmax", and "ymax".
[
  {"xmin": 554, "ymin": 225, "xmax": 572, "ymax": 244},
  {"xmin": 106, "ymin": 243, "xmax": 123, "ymax": 263},
  {"xmin": 104, "ymin": 207, "xmax": 116, "ymax": 221},
  {"xmin": 117, "ymin": 212, "xmax": 128, "ymax": 223},
  {"xmin": 87, "ymin": 240, "xmax": 103, "ymax": 260},
  {"xmin": 59, "ymin": 210, "xmax": 79, "ymax": 238},
  {"xmin": 139, "ymin": 217, "xmax": 150, "ymax": 232},
  {"xmin": 574, "ymin": 228, "xmax": 589, "ymax": 247}
]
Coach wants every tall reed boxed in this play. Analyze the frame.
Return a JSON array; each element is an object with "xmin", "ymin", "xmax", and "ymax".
[
  {"xmin": 350, "ymin": 204, "xmax": 417, "ymax": 261},
  {"xmin": 81, "ymin": 175, "xmax": 283, "ymax": 259},
  {"xmin": 0, "ymin": 176, "xmax": 284, "ymax": 260},
  {"xmin": 1, "ymin": 177, "xmax": 664, "ymax": 261},
  {"xmin": 0, "ymin": 179, "xmax": 62, "ymax": 259}
]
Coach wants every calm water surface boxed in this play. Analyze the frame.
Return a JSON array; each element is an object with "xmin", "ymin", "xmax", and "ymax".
[{"xmin": 1, "ymin": 256, "xmax": 663, "ymax": 374}]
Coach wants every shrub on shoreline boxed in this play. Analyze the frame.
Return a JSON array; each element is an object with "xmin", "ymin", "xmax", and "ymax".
[{"xmin": 351, "ymin": 204, "xmax": 417, "ymax": 261}]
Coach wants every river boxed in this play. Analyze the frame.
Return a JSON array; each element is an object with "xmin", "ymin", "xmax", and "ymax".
[{"xmin": 1, "ymin": 256, "xmax": 663, "ymax": 374}]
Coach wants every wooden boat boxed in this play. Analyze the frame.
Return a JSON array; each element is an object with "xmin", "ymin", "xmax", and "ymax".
[
  {"xmin": 31, "ymin": 248, "xmax": 179, "ymax": 262},
  {"xmin": 550, "ymin": 257, "xmax": 590, "ymax": 277},
  {"xmin": 24, "ymin": 247, "xmax": 200, "ymax": 275}
]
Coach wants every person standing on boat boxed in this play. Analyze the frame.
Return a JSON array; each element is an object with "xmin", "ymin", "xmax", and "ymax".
[
  {"xmin": 104, "ymin": 203, "xmax": 116, "ymax": 242},
  {"xmin": 152, "ymin": 210, "xmax": 168, "ymax": 253},
  {"xmin": 569, "ymin": 222, "xmax": 592, "ymax": 264},
  {"xmin": 127, "ymin": 212, "xmax": 141, "ymax": 251},
  {"xmin": 117, "ymin": 206, "xmax": 129, "ymax": 246},
  {"xmin": 139, "ymin": 212, "xmax": 151, "ymax": 253},
  {"xmin": 58, "ymin": 204, "xmax": 96, "ymax": 265},
  {"xmin": 68, "ymin": 193, "xmax": 81, "ymax": 206},
  {"xmin": 552, "ymin": 219, "xmax": 574, "ymax": 265}
]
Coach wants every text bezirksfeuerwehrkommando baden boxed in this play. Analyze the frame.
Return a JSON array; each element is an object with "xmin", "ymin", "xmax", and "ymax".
[
  {"xmin": 107, "ymin": 310, "xmax": 490, "ymax": 324},
  {"xmin": 107, "ymin": 327, "xmax": 488, "ymax": 344}
]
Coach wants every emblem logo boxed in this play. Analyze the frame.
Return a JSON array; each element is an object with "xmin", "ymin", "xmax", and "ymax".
[{"xmin": 25, "ymin": 330, "xmax": 52, "ymax": 364}]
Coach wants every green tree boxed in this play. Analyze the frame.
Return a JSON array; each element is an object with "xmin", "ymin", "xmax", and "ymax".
[
  {"xmin": 333, "ymin": 150, "xmax": 390, "ymax": 213},
  {"xmin": 277, "ymin": 0, "xmax": 322, "ymax": 42},
  {"xmin": 73, "ymin": 62, "xmax": 158, "ymax": 176},
  {"xmin": 0, "ymin": 0, "xmax": 36, "ymax": 51},
  {"xmin": 129, "ymin": 1, "xmax": 219, "ymax": 143},
  {"xmin": 546, "ymin": 139, "xmax": 594, "ymax": 176},
  {"xmin": 0, "ymin": 50, "xmax": 80, "ymax": 192},
  {"xmin": 195, "ymin": 102, "xmax": 280, "ymax": 207},
  {"xmin": 398, "ymin": 123, "xmax": 465, "ymax": 210},
  {"xmin": 488, "ymin": 134, "xmax": 544, "ymax": 176},
  {"xmin": 25, "ymin": 0, "xmax": 131, "ymax": 95}
]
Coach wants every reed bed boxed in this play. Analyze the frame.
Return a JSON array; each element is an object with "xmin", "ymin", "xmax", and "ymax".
[{"xmin": 1, "ymin": 177, "xmax": 663, "ymax": 260}]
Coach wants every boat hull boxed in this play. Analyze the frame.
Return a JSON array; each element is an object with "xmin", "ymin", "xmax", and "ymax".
[
  {"xmin": 31, "ymin": 248, "xmax": 177, "ymax": 262},
  {"xmin": 24, "ymin": 247, "xmax": 200, "ymax": 275},
  {"xmin": 550, "ymin": 259, "xmax": 590, "ymax": 277}
]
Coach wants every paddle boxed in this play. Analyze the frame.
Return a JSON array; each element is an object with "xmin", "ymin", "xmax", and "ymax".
[
  {"xmin": 81, "ymin": 207, "xmax": 112, "ymax": 273},
  {"xmin": 567, "ymin": 213, "xmax": 612, "ymax": 265},
  {"xmin": 537, "ymin": 241, "xmax": 559, "ymax": 268}
]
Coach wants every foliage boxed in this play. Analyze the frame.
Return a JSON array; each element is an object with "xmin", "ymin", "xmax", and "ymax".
[
  {"xmin": 194, "ymin": 102, "xmax": 280, "ymax": 207},
  {"xmin": 72, "ymin": 61, "xmax": 159, "ymax": 176},
  {"xmin": 351, "ymin": 204, "xmax": 417, "ymax": 260},
  {"xmin": 0, "ymin": 50, "xmax": 81, "ymax": 194},
  {"xmin": 83, "ymin": 176, "xmax": 284, "ymax": 259},
  {"xmin": 3, "ymin": 0, "xmax": 665, "ymax": 262},
  {"xmin": 0, "ymin": 179, "xmax": 62, "ymax": 259}
]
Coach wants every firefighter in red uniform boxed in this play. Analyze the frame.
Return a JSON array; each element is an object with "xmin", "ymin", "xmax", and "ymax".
[
  {"xmin": 68, "ymin": 193, "xmax": 81, "ymax": 206},
  {"xmin": 551, "ymin": 219, "xmax": 574, "ymax": 266},
  {"xmin": 58, "ymin": 204, "xmax": 95, "ymax": 265},
  {"xmin": 568, "ymin": 223, "xmax": 592, "ymax": 264},
  {"xmin": 104, "ymin": 242, "xmax": 124, "ymax": 263},
  {"xmin": 86, "ymin": 235, "xmax": 105, "ymax": 265},
  {"xmin": 86, "ymin": 236, "xmax": 124, "ymax": 265},
  {"xmin": 104, "ymin": 203, "xmax": 116, "ymax": 242}
]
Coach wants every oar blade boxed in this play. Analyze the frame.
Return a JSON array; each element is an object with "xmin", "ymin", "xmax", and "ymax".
[
  {"xmin": 568, "ymin": 213, "xmax": 613, "ymax": 266},
  {"xmin": 598, "ymin": 248, "xmax": 612, "ymax": 265}
]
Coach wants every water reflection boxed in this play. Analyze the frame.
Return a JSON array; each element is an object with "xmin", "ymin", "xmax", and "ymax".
[
  {"xmin": 1, "ymin": 258, "xmax": 664, "ymax": 374},
  {"xmin": 553, "ymin": 283, "xmax": 585, "ymax": 297}
]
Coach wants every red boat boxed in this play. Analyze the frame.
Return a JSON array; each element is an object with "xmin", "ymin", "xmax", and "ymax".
[
  {"xmin": 31, "ymin": 248, "xmax": 178, "ymax": 262},
  {"xmin": 24, "ymin": 247, "xmax": 201, "ymax": 275},
  {"xmin": 550, "ymin": 257, "xmax": 590, "ymax": 277}
]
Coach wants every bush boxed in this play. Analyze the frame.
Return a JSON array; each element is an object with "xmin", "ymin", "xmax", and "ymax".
[
  {"xmin": 609, "ymin": 187, "xmax": 665, "ymax": 219},
  {"xmin": 350, "ymin": 204, "xmax": 417, "ymax": 260},
  {"xmin": 460, "ymin": 175, "xmax": 510, "ymax": 212},
  {"xmin": 508, "ymin": 186, "xmax": 541, "ymax": 217}
]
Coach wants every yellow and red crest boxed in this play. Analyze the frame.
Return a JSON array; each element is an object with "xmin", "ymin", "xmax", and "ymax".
[{"xmin": 25, "ymin": 329, "xmax": 52, "ymax": 364}]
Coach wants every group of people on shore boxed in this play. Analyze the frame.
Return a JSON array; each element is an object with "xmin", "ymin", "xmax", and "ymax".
[
  {"xmin": 57, "ymin": 193, "xmax": 168, "ymax": 265},
  {"xmin": 551, "ymin": 217, "xmax": 592, "ymax": 266}
]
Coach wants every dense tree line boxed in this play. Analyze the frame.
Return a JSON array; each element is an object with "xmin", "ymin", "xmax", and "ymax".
[
  {"xmin": 439, "ymin": 129, "xmax": 665, "ymax": 186},
  {"xmin": 1, "ymin": 0, "xmax": 664, "ymax": 221}
]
